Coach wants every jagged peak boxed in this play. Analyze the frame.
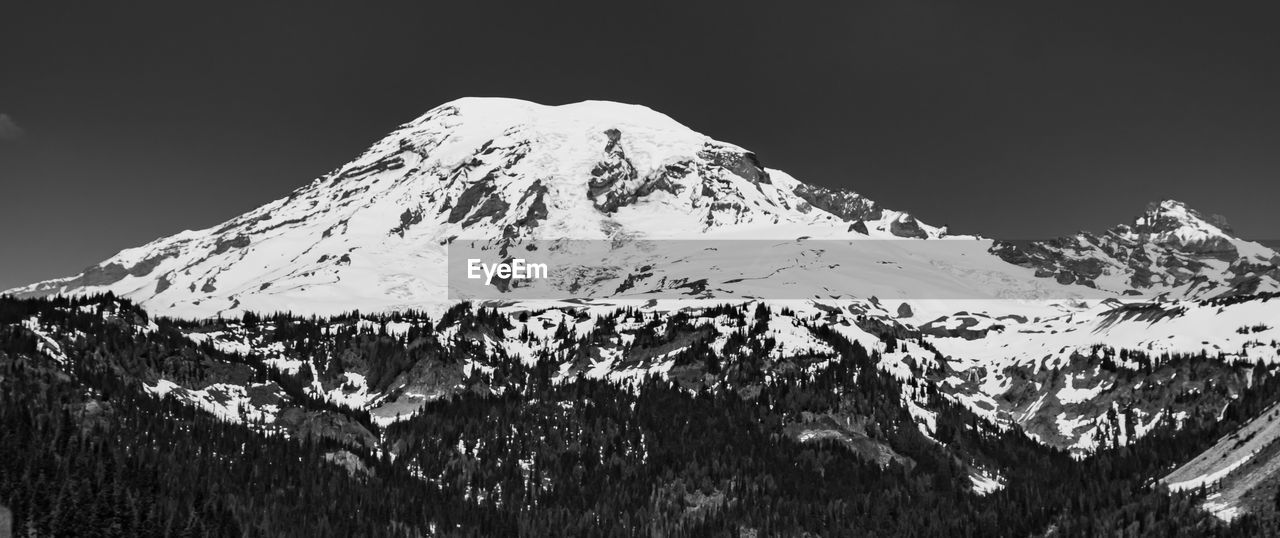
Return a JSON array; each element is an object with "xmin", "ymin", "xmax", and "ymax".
[
  {"xmin": 1135, "ymin": 199, "xmax": 1235, "ymax": 237},
  {"xmin": 1148, "ymin": 199, "xmax": 1191, "ymax": 212}
]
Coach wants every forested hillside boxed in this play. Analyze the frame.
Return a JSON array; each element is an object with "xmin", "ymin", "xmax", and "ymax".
[{"xmin": 3, "ymin": 295, "xmax": 1280, "ymax": 536}]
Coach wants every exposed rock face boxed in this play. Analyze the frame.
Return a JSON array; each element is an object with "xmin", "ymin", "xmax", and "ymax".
[
  {"xmin": 390, "ymin": 208, "xmax": 424, "ymax": 237},
  {"xmin": 448, "ymin": 175, "xmax": 510, "ymax": 226},
  {"xmin": 793, "ymin": 184, "xmax": 883, "ymax": 222},
  {"xmin": 212, "ymin": 235, "xmax": 251, "ymax": 255},
  {"xmin": 792, "ymin": 184, "xmax": 943, "ymax": 238},
  {"xmin": 587, "ymin": 129, "xmax": 687, "ymax": 213},
  {"xmin": 991, "ymin": 200, "xmax": 1280, "ymax": 298},
  {"xmin": 587, "ymin": 128, "xmax": 641, "ymax": 212},
  {"xmin": 888, "ymin": 215, "xmax": 928, "ymax": 239},
  {"xmin": 505, "ymin": 180, "xmax": 550, "ymax": 239},
  {"xmin": 697, "ymin": 143, "xmax": 771, "ymax": 185}
]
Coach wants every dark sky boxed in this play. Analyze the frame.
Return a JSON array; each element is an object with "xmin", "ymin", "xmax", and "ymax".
[{"xmin": 3, "ymin": 1, "xmax": 1279, "ymax": 290}]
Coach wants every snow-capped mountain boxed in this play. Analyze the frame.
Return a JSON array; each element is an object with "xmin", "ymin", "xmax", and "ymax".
[
  {"xmin": 4, "ymin": 97, "xmax": 1058, "ymax": 318},
  {"xmin": 8, "ymin": 97, "xmax": 1280, "ymax": 469},
  {"xmin": 15, "ymin": 97, "xmax": 1273, "ymax": 317},
  {"xmin": 991, "ymin": 200, "xmax": 1280, "ymax": 298}
]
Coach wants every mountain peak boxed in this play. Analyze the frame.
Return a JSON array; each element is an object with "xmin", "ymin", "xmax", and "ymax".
[
  {"xmin": 1140, "ymin": 199, "xmax": 1234, "ymax": 235},
  {"xmin": 991, "ymin": 197, "xmax": 1280, "ymax": 298},
  {"xmin": 1149, "ymin": 198, "xmax": 1190, "ymax": 211}
]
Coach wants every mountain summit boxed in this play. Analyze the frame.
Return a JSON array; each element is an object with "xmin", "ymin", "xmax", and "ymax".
[{"xmin": 991, "ymin": 199, "xmax": 1280, "ymax": 297}]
